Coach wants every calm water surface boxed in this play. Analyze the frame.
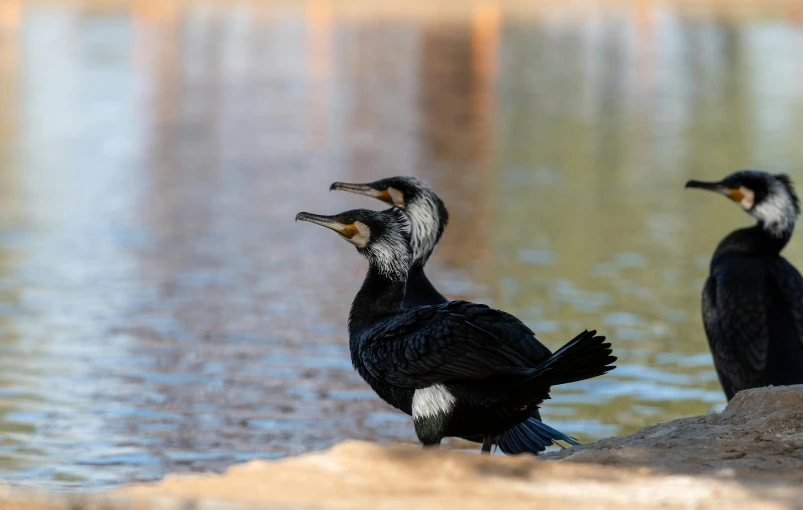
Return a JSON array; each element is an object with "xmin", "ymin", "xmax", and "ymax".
[{"xmin": 0, "ymin": 0, "xmax": 802, "ymax": 490}]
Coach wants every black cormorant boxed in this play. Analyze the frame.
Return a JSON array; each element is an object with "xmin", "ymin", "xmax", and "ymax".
[
  {"xmin": 686, "ymin": 169, "xmax": 803, "ymax": 400},
  {"xmin": 296, "ymin": 207, "xmax": 616, "ymax": 452},
  {"xmin": 331, "ymin": 176, "xmax": 583, "ymax": 453}
]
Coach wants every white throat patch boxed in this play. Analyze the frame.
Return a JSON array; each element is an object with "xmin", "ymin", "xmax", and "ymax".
[
  {"xmin": 363, "ymin": 213, "xmax": 412, "ymax": 281},
  {"xmin": 388, "ymin": 187, "xmax": 405, "ymax": 207},
  {"xmin": 737, "ymin": 186, "xmax": 755, "ymax": 210},
  {"xmin": 349, "ymin": 221, "xmax": 371, "ymax": 248},
  {"xmin": 750, "ymin": 180, "xmax": 797, "ymax": 238},
  {"xmin": 412, "ymin": 384, "xmax": 456, "ymax": 420},
  {"xmin": 406, "ymin": 193, "xmax": 441, "ymax": 264}
]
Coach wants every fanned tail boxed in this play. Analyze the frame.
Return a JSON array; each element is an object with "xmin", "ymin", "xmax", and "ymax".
[
  {"xmin": 495, "ymin": 417, "xmax": 580, "ymax": 455},
  {"xmin": 536, "ymin": 329, "xmax": 617, "ymax": 386},
  {"xmin": 494, "ymin": 330, "xmax": 615, "ymax": 454},
  {"xmin": 500, "ymin": 329, "xmax": 616, "ymax": 407}
]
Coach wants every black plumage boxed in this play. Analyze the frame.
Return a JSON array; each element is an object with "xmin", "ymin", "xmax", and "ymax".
[
  {"xmin": 687, "ymin": 170, "xmax": 803, "ymax": 400},
  {"xmin": 404, "ymin": 265, "xmax": 448, "ymax": 309},
  {"xmin": 331, "ymin": 176, "xmax": 582, "ymax": 453},
  {"xmin": 296, "ymin": 208, "xmax": 616, "ymax": 451}
]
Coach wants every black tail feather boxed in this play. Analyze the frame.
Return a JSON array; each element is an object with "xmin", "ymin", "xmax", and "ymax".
[
  {"xmin": 524, "ymin": 418, "xmax": 580, "ymax": 446},
  {"xmin": 495, "ymin": 417, "xmax": 580, "ymax": 455},
  {"xmin": 496, "ymin": 424, "xmax": 535, "ymax": 453},
  {"xmin": 536, "ymin": 330, "xmax": 617, "ymax": 386},
  {"xmin": 499, "ymin": 330, "xmax": 616, "ymax": 407},
  {"xmin": 492, "ymin": 331, "xmax": 614, "ymax": 455}
]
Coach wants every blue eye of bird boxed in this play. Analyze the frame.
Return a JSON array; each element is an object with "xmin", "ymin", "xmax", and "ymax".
[
  {"xmin": 378, "ymin": 184, "xmax": 388, "ymax": 191},
  {"xmin": 348, "ymin": 217, "xmax": 355, "ymax": 223}
]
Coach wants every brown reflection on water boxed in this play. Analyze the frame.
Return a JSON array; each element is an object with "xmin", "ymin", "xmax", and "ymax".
[{"xmin": 0, "ymin": 0, "xmax": 802, "ymax": 489}]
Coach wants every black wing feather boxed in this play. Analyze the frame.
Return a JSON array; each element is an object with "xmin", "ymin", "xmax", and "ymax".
[
  {"xmin": 769, "ymin": 258, "xmax": 803, "ymax": 352},
  {"xmin": 358, "ymin": 303, "xmax": 538, "ymax": 389},
  {"xmin": 455, "ymin": 302, "xmax": 553, "ymax": 363},
  {"xmin": 703, "ymin": 258, "xmax": 769, "ymax": 398},
  {"xmin": 703, "ymin": 255, "xmax": 803, "ymax": 400}
]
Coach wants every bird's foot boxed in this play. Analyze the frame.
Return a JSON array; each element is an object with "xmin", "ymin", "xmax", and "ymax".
[{"xmin": 481, "ymin": 436, "xmax": 493, "ymax": 454}]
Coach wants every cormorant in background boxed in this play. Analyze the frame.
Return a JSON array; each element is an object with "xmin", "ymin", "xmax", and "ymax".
[
  {"xmin": 331, "ymin": 176, "xmax": 582, "ymax": 453},
  {"xmin": 686, "ymin": 170, "xmax": 803, "ymax": 400},
  {"xmin": 296, "ymin": 208, "xmax": 616, "ymax": 452}
]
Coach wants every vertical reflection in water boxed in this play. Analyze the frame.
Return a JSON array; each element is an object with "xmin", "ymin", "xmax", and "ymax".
[
  {"xmin": 0, "ymin": 0, "xmax": 19, "ymax": 220},
  {"xmin": 0, "ymin": 4, "xmax": 149, "ymax": 484},
  {"xmin": 415, "ymin": 12, "xmax": 494, "ymax": 300},
  {"xmin": 462, "ymin": 2, "xmax": 499, "ymax": 297},
  {"xmin": 306, "ymin": 1, "xmax": 333, "ymax": 154},
  {"xmin": 0, "ymin": 0, "xmax": 19, "ymax": 153},
  {"xmin": 337, "ymin": 13, "xmax": 423, "ymax": 182},
  {"xmin": 744, "ymin": 23, "xmax": 803, "ymax": 166},
  {"xmin": 0, "ymin": 0, "xmax": 23, "ymax": 476}
]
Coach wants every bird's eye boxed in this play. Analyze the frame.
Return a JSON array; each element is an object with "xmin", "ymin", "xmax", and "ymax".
[
  {"xmin": 347, "ymin": 217, "xmax": 356, "ymax": 224},
  {"xmin": 378, "ymin": 184, "xmax": 388, "ymax": 191}
]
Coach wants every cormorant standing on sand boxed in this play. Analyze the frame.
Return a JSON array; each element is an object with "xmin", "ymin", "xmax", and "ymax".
[
  {"xmin": 296, "ymin": 207, "xmax": 616, "ymax": 452},
  {"xmin": 331, "ymin": 176, "xmax": 582, "ymax": 452},
  {"xmin": 686, "ymin": 170, "xmax": 803, "ymax": 400}
]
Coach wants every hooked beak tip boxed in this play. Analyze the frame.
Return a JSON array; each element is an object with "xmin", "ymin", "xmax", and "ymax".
[
  {"xmin": 329, "ymin": 181, "xmax": 375, "ymax": 195},
  {"xmin": 685, "ymin": 179, "xmax": 721, "ymax": 191}
]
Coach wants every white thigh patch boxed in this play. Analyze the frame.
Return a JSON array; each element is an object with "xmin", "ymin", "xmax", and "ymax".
[{"xmin": 412, "ymin": 384, "xmax": 456, "ymax": 420}]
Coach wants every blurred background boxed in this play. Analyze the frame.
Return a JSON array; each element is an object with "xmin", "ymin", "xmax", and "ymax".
[{"xmin": 0, "ymin": 0, "xmax": 802, "ymax": 491}]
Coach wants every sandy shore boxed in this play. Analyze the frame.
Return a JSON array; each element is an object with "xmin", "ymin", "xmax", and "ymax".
[{"xmin": 3, "ymin": 385, "xmax": 803, "ymax": 510}]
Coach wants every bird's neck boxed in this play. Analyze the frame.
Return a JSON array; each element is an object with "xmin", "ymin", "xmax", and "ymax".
[
  {"xmin": 407, "ymin": 196, "xmax": 447, "ymax": 266},
  {"xmin": 713, "ymin": 224, "xmax": 792, "ymax": 265},
  {"xmin": 348, "ymin": 265, "xmax": 406, "ymax": 335},
  {"xmin": 403, "ymin": 263, "xmax": 448, "ymax": 308}
]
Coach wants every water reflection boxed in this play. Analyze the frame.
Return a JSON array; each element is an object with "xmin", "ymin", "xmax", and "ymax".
[{"xmin": 0, "ymin": 0, "xmax": 801, "ymax": 490}]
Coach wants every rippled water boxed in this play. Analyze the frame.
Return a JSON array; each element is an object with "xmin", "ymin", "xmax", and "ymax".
[{"xmin": 0, "ymin": 0, "xmax": 802, "ymax": 490}]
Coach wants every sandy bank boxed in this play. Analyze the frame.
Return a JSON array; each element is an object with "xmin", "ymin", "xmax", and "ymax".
[{"xmin": 3, "ymin": 386, "xmax": 803, "ymax": 510}]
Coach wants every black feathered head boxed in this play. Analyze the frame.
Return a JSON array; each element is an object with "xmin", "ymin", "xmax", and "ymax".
[
  {"xmin": 686, "ymin": 169, "xmax": 800, "ymax": 237},
  {"xmin": 296, "ymin": 208, "xmax": 412, "ymax": 281}
]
